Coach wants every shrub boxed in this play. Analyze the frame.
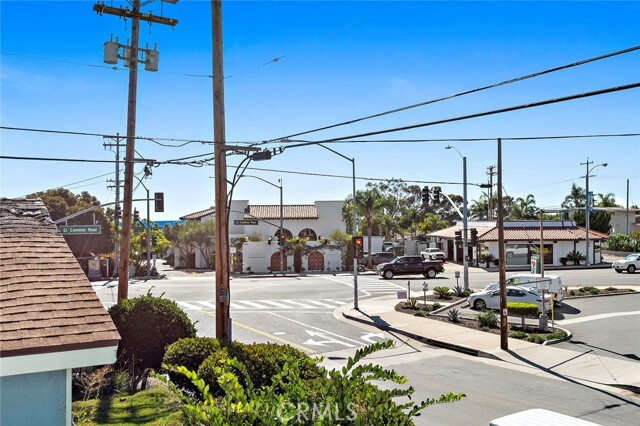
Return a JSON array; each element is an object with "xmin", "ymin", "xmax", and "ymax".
[
  {"xmin": 508, "ymin": 331, "xmax": 528, "ymax": 340},
  {"xmin": 156, "ymin": 341, "xmax": 464, "ymax": 425},
  {"xmin": 507, "ymin": 302, "xmax": 540, "ymax": 328},
  {"xmin": 479, "ymin": 252, "xmax": 496, "ymax": 267},
  {"xmin": 414, "ymin": 311, "xmax": 427, "ymax": 317},
  {"xmin": 475, "ymin": 310, "xmax": 498, "ymax": 328},
  {"xmin": 108, "ymin": 292, "xmax": 197, "ymax": 386},
  {"xmin": 432, "ymin": 302, "xmax": 442, "ymax": 310},
  {"xmin": 526, "ymin": 334, "xmax": 546, "ymax": 344},
  {"xmin": 405, "ymin": 297, "xmax": 419, "ymax": 309},
  {"xmin": 452, "ymin": 284, "xmax": 466, "ymax": 297},
  {"xmin": 579, "ymin": 286, "xmax": 599, "ymax": 295},
  {"xmin": 293, "ymin": 242, "xmax": 303, "ymax": 273},
  {"xmin": 545, "ymin": 331, "xmax": 567, "ymax": 341},
  {"xmin": 447, "ymin": 308, "xmax": 461, "ymax": 323},
  {"xmin": 566, "ymin": 250, "xmax": 586, "ymax": 265},
  {"xmin": 480, "ymin": 326, "xmax": 490, "ymax": 332},
  {"xmin": 433, "ymin": 286, "xmax": 452, "ymax": 299},
  {"xmin": 198, "ymin": 342, "xmax": 320, "ymax": 394},
  {"xmin": 163, "ymin": 337, "xmax": 221, "ymax": 392},
  {"xmin": 605, "ymin": 286, "xmax": 617, "ymax": 292}
]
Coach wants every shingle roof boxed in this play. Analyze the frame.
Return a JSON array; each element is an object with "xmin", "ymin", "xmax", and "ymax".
[
  {"xmin": 0, "ymin": 198, "xmax": 120, "ymax": 358},
  {"xmin": 180, "ymin": 204, "xmax": 319, "ymax": 221}
]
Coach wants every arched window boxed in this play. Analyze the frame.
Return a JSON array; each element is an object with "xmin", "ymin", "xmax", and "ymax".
[{"xmin": 298, "ymin": 228, "xmax": 317, "ymax": 241}]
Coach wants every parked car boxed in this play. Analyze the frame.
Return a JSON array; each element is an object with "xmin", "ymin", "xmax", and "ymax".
[
  {"xmin": 467, "ymin": 285, "xmax": 551, "ymax": 313},
  {"xmin": 358, "ymin": 252, "xmax": 396, "ymax": 268},
  {"xmin": 420, "ymin": 248, "xmax": 446, "ymax": 261},
  {"xmin": 376, "ymin": 256, "xmax": 444, "ymax": 279},
  {"xmin": 484, "ymin": 273, "xmax": 564, "ymax": 303},
  {"xmin": 612, "ymin": 253, "xmax": 640, "ymax": 274},
  {"xmin": 505, "ymin": 244, "xmax": 530, "ymax": 259}
]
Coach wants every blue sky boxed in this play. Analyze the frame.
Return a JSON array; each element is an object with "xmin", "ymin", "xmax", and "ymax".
[{"xmin": 2, "ymin": 1, "xmax": 639, "ymax": 221}]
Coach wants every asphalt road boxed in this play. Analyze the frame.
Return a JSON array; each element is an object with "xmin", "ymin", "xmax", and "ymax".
[{"xmin": 92, "ymin": 272, "xmax": 640, "ymax": 425}]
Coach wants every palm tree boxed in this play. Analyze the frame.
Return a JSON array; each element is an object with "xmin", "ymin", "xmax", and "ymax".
[
  {"xmin": 562, "ymin": 183, "xmax": 585, "ymax": 209},
  {"xmin": 356, "ymin": 187, "xmax": 383, "ymax": 269},
  {"xmin": 509, "ymin": 194, "xmax": 537, "ymax": 219},
  {"xmin": 469, "ymin": 196, "xmax": 489, "ymax": 220},
  {"xmin": 596, "ymin": 193, "xmax": 619, "ymax": 207}
]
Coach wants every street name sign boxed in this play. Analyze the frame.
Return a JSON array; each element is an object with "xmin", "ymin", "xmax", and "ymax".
[
  {"xmin": 60, "ymin": 225, "xmax": 102, "ymax": 235},
  {"xmin": 234, "ymin": 219, "xmax": 259, "ymax": 225}
]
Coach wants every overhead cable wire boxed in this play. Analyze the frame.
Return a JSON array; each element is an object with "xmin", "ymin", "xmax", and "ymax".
[
  {"xmin": 282, "ymin": 82, "xmax": 640, "ymax": 146},
  {"xmin": 268, "ymin": 45, "xmax": 640, "ymax": 142}
]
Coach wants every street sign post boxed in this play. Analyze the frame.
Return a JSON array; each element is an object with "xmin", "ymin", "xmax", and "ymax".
[
  {"xmin": 234, "ymin": 219, "xmax": 259, "ymax": 225},
  {"xmin": 60, "ymin": 225, "xmax": 102, "ymax": 235}
]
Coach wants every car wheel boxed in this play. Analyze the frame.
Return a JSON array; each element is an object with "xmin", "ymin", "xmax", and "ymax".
[
  {"xmin": 425, "ymin": 268, "xmax": 437, "ymax": 279},
  {"xmin": 383, "ymin": 270, "xmax": 394, "ymax": 279},
  {"xmin": 506, "ymin": 252, "xmax": 514, "ymax": 259},
  {"xmin": 473, "ymin": 299, "xmax": 487, "ymax": 310},
  {"xmin": 628, "ymin": 265, "xmax": 636, "ymax": 274},
  {"xmin": 615, "ymin": 269, "xmax": 622, "ymax": 273}
]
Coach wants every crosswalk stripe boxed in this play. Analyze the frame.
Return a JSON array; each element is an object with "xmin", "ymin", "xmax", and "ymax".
[
  {"xmin": 239, "ymin": 300, "xmax": 272, "ymax": 309},
  {"xmin": 306, "ymin": 300, "xmax": 340, "ymax": 308},
  {"xmin": 260, "ymin": 300, "xmax": 294, "ymax": 309},
  {"xmin": 280, "ymin": 299, "xmax": 316, "ymax": 308},
  {"xmin": 229, "ymin": 302, "xmax": 249, "ymax": 310},
  {"xmin": 178, "ymin": 301, "xmax": 202, "ymax": 310},
  {"xmin": 199, "ymin": 301, "xmax": 216, "ymax": 309}
]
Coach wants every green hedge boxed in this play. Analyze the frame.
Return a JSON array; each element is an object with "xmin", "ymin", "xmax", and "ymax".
[
  {"xmin": 507, "ymin": 302, "xmax": 539, "ymax": 328},
  {"xmin": 163, "ymin": 337, "xmax": 221, "ymax": 391},
  {"xmin": 108, "ymin": 293, "xmax": 197, "ymax": 374}
]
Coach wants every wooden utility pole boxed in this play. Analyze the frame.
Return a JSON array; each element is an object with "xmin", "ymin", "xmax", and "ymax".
[
  {"xmin": 497, "ymin": 138, "xmax": 508, "ymax": 350},
  {"xmin": 212, "ymin": 0, "xmax": 231, "ymax": 341},
  {"xmin": 93, "ymin": 2, "xmax": 177, "ymax": 303}
]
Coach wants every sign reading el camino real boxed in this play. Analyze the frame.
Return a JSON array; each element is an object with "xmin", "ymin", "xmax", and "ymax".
[
  {"xmin": 60, "ymin": 225, "xmax": 102, "ymax": 235},
  {"xmin": 234, "ymin": 219, "xmax": 258, "ymax": 225}
]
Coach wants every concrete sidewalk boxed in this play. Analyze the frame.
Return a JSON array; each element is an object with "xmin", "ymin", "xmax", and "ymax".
[{"xmin": 342, "ymin": 294, "xmax": 640, "ymax": 394}]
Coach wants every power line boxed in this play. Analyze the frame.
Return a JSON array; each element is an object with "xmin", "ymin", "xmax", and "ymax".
[
  {"xmin": 268, "ymin": 45, "xmax": 640, "ymax": 142},
  {"xmin": 282, "ymin": 82, "xmax": 640, "ymax": 146}
]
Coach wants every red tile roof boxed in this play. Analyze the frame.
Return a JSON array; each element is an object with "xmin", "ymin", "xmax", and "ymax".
[
  {"xmin": 245, "ymin": 205, "xmax": 318, "ymax": 220},
  {"xmin": 428, "ymin": 223, "xmax": 609, "ymax": 242},
  {"xmin": 180, "ymin": 205, "xmax": 319, "ymax": 221},
  {"xmin": 0, "ymin": 198, "xmax": 120, "ymax": 358}
]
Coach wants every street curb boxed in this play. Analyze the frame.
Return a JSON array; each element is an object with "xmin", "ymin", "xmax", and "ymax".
[
  {"xmin": 428, "ymin": 298, "xmax": 468, "ymax": 315},
  {"xmin": 563, "ymin": 291, "xmax": 638, "ymax": 300},
  {"xmin": 341, "ymin": 307, "xmax": 481, "ymax": 357},
  {"xmin": 541, "ymin": 326, "xmax": 572, "ymax": 345}
]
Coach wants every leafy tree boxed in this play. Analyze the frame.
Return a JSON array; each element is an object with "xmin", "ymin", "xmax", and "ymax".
[
  {"xmin": 27, "ymin": 188, "xmax": 114, "ymax": 258},
  {"xmin": 573, "ymin": 210, "xmax": 612, "ymax": 234},
  {"xmin": 164, "ymin": 221, "xmax": 215, "ymax": 269},
  {"xmin": 418, "ymin": 213, "xmax": 450, "ymax": 234}
]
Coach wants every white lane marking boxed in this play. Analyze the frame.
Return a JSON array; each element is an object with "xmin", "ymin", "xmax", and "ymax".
[
  {"xmin": 199, "ymin": 301, "xmax": 217, "ymax": 309},
  {"xmin": 273, "ymin": 331, "xmax": 287, "ymax": 336},
  {"xmin": 177, "ymin": 301, "xmax": 202, "ymax": 310},
  {"xmin": 361, "ymin": 332, "xmax": 386, "ymax": 344},
  {"xmin": 556, "ymin": 311, "xmax": 640, "ymax": 325},
  {"xmin": 304, "ymin": 330, "xmax": 355, "ymax": 348},
  {"xmin": 268, "ymin": 312, "xmax": 364, "ymax": 346}
]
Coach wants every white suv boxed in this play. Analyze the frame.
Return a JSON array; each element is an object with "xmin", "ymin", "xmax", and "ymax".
[
  {"xmin": 612, "ymin": 253, "xmax": 640, "ymax": 274},
  {"xmin": 420, "ymin": 248, "xmax": 446, "ymax": 261}
]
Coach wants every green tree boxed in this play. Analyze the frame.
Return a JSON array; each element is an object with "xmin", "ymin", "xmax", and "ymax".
[
  {"xmin": 27, "ymin": 188, "xmax": 114, "ymax": 258},
  {"xmin": 596, "ymin": 192, "xmax": 619, "ymax": 207},
  {"xmin": 509, "ymin": 194, "xmax": 538, "ymax": 220},
  {"xmin": 355, "ymin": 187, "xmax": 384, "ymax": 268},
  {"xmin": 562, "ymin": 183, "xmax": 585, "ymax": 209},
  {"xmin": 164, "ymin": 221, "xmax": 215, "ymax": 268}
]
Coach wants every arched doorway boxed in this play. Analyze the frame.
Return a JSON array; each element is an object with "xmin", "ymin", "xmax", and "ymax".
[
  {"xmin": 298, "ymin": 228, "xmax": 317, "ymax": 241},
  {"xmin": 307, "ymin": 251, "xmax": 324, "ymax": 272},
  {"xmin": 270, "ymin": 251, "xmax": 287, "ymax": 272}
]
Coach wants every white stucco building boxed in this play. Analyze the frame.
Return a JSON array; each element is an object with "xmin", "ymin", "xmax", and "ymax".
[{"xmin": 176, "ymin": 200, "xmax": 346, "ymax": 272}]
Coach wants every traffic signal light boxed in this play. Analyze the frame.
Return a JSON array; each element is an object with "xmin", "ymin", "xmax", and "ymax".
[
  {"xmin": 133, "ymin": 208, "xmax": 139, "ymax": 222},
  {"xmin": 454, "ymin": 230, "xmax": 462, "ymax": 247},
  {"xmin": 470, "ymin": 228, "xmax": 478, "ymax": 246},
  {"xmin": 353, "ymin": 236, "xmax": 364, "ymax": 258},
  {"xmin": 152, "ymin": 234, "xmax": 157, "ymax": 247},
  {"xmin": 279, "ymin": 233, "xmax": 286, "ymax": 246},
  {"xmin": 432, "ymin": 186, "xmax": 441, "ymax": 204},
  {"xmin": 141, "ymin": 234, "xmax": 148, "ymax": 248},
  {"xmin": 154, "ymin": 192, "xmax": 164, "ymax": 213},
  {"xmin": 421, "ymin": 186, "xmax": 430, "ymax": 206},
  {"xmin": 114, "ymin": 205, "xmax": 122, "ymax": 220}
]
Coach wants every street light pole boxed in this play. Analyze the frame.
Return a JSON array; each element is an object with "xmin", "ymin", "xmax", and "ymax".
[
  {"xmin": 317, "ymin": 144, "xmax": 359, "ymax": 309},
  {"xmin": 580, "ymin": 158, "xmax": 607, "ymax": 267},
  {"xmin": 446, "ymin": 145, "xmax": 469, "ymax": 290}
]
